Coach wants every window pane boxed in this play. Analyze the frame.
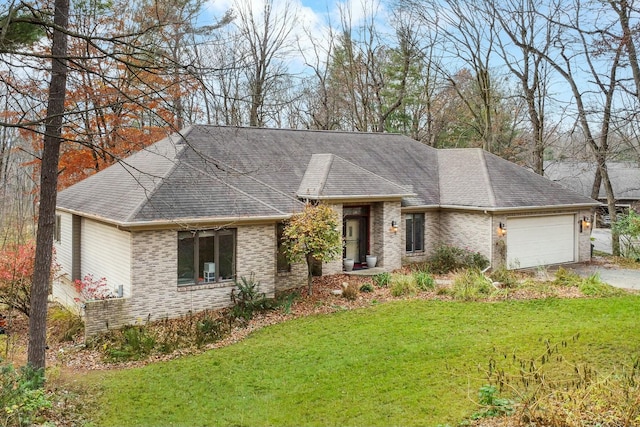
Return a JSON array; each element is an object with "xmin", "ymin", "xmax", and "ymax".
[
  {"xmin": 177, "ymin": 232, "xmax": 194, "ymax": 284},
  {"xmin": 414, "ymin": 214, "xmax": 425, "ymax": 251},
  {"xmin": 199, "ymin": 235, "xmax": 215, "ymax": 282},
  {"xmin": 218, "ymin": 232, "xmax": 235, "ymax": 280},
  {"xmin": 405, "ymin": 216, "xmax": 414, "ymax": 252}
]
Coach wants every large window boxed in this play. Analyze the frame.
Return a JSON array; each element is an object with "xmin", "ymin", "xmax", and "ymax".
[
  {"xmin": 177, "ymin": 229, "xmax": 235, "ymax": 285},
  {"xmin": 276, "ymin": 223, "xmax": 291, "ymax": 273},
  {"xmin": 405, "ymin": 213, "xmax": 425, "ymax": 253}
]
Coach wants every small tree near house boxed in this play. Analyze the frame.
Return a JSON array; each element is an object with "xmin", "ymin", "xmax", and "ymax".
[{"xmin": 282, "ymin": 203, "xmax": 342, "ymax": 295}]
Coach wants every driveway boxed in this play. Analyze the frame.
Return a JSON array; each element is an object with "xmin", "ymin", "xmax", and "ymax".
[{"xmin": 568, "ymin": 228, "xmax": 640, "ymax": 290}]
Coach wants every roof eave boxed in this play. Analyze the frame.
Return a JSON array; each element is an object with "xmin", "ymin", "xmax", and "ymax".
[
  {"xmin": 439, "ymin": 202, "xmax": 600, "ymax": 212},
  {"xmin": 56, "ymin": 207, "xmax": 293, "ymax": 230}
]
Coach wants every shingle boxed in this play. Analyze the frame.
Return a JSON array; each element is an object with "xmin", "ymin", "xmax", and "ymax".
[{"xmin": 57, "ymin": 126, "xmax": 598, "ymax": 225}]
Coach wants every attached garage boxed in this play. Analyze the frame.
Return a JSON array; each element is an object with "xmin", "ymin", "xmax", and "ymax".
[{"xmin": 506, "ymin": 215, "xmax": 576, "ymax": 269}]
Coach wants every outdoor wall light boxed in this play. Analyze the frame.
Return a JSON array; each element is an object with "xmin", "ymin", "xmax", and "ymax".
[
  {"xmin": 579, "ymin": 216, "xmax": 591, "ymax": 233},
  {"xmin": 390, "ymin": 220, "xmax": 398, "ymax": 233},
  {"xmin": 497, "ymin": 222, "xmax": 507, "ymax": 237}
]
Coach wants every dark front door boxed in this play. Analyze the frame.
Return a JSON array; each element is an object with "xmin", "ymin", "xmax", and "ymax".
[{"xmin": 343, "ymin": 207, "xmax": 369, "ymax": 266}]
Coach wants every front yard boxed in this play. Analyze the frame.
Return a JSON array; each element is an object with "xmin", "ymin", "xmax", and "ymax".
[{"xmin": 2, "ymin": 263, "xmax": 640, "ymax": 426}]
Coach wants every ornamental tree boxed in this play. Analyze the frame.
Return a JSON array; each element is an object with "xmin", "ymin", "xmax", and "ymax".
[{"xmin": 283, "ymin": 203, "xmax": 342, "ymax": 295}]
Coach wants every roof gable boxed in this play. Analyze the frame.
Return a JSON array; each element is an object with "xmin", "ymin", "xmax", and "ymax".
[{"xmin": 297, "ymin": 153, "xmax": 415, "ymax": 200}]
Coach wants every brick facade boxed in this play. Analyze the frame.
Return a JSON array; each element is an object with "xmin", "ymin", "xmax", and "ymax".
[{"xmin": 74, "ymin": 206, "xmax": 596, "ymax": 337}]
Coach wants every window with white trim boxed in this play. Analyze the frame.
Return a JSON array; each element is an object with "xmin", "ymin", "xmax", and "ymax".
[{"xmin": 177, "ymin": 229, "xmax": 235, "ymax": 285}]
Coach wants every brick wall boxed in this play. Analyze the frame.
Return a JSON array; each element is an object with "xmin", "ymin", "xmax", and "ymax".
[
  {"xmin": 83, "ymin": 224, "xmax": 284, "ymax": 336},
  {"xmin": 440, "ymin": 210, "xmax": 492, "ymax": 260}
]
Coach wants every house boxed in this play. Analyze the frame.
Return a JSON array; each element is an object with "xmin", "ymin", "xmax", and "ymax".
[
  {"xmin": 545, "ymin": 162, "xmax": 640, "ymax": 225},
  {"xmin": 53, "ymin": 126, "xmax": 598, "ymax": 335}
]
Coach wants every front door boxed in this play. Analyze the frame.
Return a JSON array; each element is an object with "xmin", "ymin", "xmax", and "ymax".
[{"xmin": 343, "ymin": 207, "xmax": 369, "ymax": 266}]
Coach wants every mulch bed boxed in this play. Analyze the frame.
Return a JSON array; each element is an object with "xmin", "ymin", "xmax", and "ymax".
[{"xmin": 0, "ymin": 270, "xmax": 591, "ymax": 373}]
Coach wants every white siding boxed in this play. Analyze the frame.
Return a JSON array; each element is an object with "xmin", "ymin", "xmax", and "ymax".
[
  {"xmin": 81, "ymin": 219, "xmax": 132, "ymax": 297},
  {"xmin": 54, "ymin": 211, "xmax": 73, "ymax": 278}
]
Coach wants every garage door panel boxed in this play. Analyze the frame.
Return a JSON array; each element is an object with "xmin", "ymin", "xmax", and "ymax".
[{"xmin": 507, "ymin": 215, "xmax": 575, "ymax": 269}]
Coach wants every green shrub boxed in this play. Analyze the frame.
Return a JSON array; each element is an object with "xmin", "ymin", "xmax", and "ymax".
[
  {"xmin": 428, "ymin": 245, "xmax": 489, "ymax": 274},
  {"xmin": 489, "ymin": 267, "xmax": 518, "ymax": 288},
  {"xmin": 413, "ymin": 271, "xmax": 435, "ymax": 291},
  {"xmin": 471, "ymin": 385, "xmax": 514, "ymax": 420},
  {"xmin": 390, "ymin": 275, "xmax": 418, "ymax": 297},
  {"xmin": 553, "ymin": 267, "xmax": 582, "ymax": 287},
  {"xmin": 0, "ymin": 364, "xmax": 51, "ymax": 427},
  {"xmin": 276, "ymin": 291, "xmax": 299, "ymax": 315},
  {"xmin": 372, "ymin": 272, "xmax": 391, "ymax": 288},
  {"xmin": 451, "ymin": 269, "xmax": 494, "ymax": 301},
  {"xmin": 194, "ymin": 315, "xmax": 227, "ymax": 348},
  {"xmin": 230, "ymin": 274, "xmax": 269, "ymax": 320},
  {"xmin": 105, "ymin": 325, "xmax": 156, "ymax": 361},
  {"xmin": 359, "ymin": 282, "xmax": 374, "ymax": 293},
  {"xmin": 342, "ymin": 282, "xmax": 359, "ymax": 301},
  {"xmin": 578, "ymin": 273, "xmax": 624, "ymax": 297},
  {"xmin": 48, "ymin": 305, "xmax": 84, "ymax": 342}
]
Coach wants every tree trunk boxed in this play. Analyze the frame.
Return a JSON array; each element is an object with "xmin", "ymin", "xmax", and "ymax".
[
  {"xmin": 27, "ymin": 0, "xmax": 69, "ymax": 371},
  {"xmin": 306, "ymin": 253, "xmax": 314, "ymax": 295}
]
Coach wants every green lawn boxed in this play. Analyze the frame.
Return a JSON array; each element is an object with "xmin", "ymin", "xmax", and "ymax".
[{"xmin": 88, "ymin": 296, "xmax": 640, "ymax": 426}]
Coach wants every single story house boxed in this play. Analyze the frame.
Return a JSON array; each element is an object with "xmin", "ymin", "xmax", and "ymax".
[
  {"xmin": 53, "ymin": 126, "xmax": 598, "ymax": 335},
  {"xmin": 545, "ymin": 161, "xmax": 640, "ymax": 224}
]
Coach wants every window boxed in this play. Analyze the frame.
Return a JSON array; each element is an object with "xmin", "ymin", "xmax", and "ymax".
[
  {"xmin": 405, "ymin": 213, "xmax": 425, "ymax": 253},
  {"xmin": 177, "ymin": 229, "xmax": 235, "ymax": 285},
  {"xmin": 54, "ymin": 214, "xmax": 61, "ymax": 243},
  {"xmin": 276, "ymin": 223, "xmax": 291, "ymax": 273}
]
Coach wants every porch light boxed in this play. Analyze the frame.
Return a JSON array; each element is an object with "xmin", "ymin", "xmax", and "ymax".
[
  {"xmin": 579, "ymin": 216, "xmax": 591, "ymax": 233},
  {"xmin": 497, "ymin": 222, "xmax": 507, "ymax": 237},
  {"xmin": 390, "ymin": 220, "xmax": 398, "ymax": 233}
]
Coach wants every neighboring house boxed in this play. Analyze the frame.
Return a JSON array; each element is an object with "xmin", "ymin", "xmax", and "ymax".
[
  {"xmin": 53, "ymin": 126, "xmax": 598, "ymax": 335},
  {"xmin": 545, "ymin": 162, "xmax": 640, "ymax": 224}
]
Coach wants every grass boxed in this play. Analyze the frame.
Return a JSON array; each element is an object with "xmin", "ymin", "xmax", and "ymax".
[{"xmin": 86, "ymin": 295, "xmax": 640, "ymax": 427}]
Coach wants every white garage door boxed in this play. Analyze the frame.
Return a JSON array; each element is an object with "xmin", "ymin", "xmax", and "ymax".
[{"xmin": 507, "ymin": 215, "xmax": 575, "ymax": 269}]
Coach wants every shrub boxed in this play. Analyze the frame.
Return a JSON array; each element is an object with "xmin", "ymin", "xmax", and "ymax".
[
  {"xmin": 553, "ymin": 267, "xmax": 581, "ymax": 287},
  {"xmin": 471, "ymin": 385, "xmax": 514, "ymax": 420},
  {"xmin": 489, "ymin": 267, "xmax": 518, "ymax": 288},
  {"xmin": 359, "ymin": 282, "xmax": 374, "ymax": 293},
  {"xmin": 428, "ymin": 245, "xmax": 489, "ymax": 274},
  {"xmin": 578, "ymin": 273, "xmax": 624, "ymax": 297},
  {"xmin": 275, "ymin": 291, "xmax": 299, "ymax": 315},
  {"xmin": 104, "ymin": 325, "xmax": 157, "ymax": 361},
  {"xmin": 413, "ymin": 271, "xmax": 435, "ymax": 291},
  {"xmin": 194, "ymin": 315, "xmax": 227, "ymax": 348},
  {"xmin": 0, "ymin": 363, "xmax": 51, "ymax": 427},
  {"xmin": 48, "ymin": 305, "xmax": 84, "ymax": 342},
  {"xmin": 390, "ymin": 275, "xmax": 418, "ymax": 297},
  {"xmin": 74, "ymin": 274, "xmax": 116, "ymax": 302},
  {"xmin": 342, "ymin": 282, "xmax": 359, "ymax": 301},
  {"xmin": 230, "ymin": 274, "xmax": 269, "ymax": 321},
  {"xmin": 372, "ymin": 272, "xmax": 391, "ymax": 288},
  {"xmin": 451, "ymin": 269, "xmax": 494, "ymax": 301}
]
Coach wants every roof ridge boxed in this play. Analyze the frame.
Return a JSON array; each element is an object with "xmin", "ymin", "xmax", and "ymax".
[
  {"xmin": 123, "ymin": 133, "xmax": 188, "ymax": 222},
  {"xmin": 478, "ymin": 149, "xmax": 496, "ymax": 206}
]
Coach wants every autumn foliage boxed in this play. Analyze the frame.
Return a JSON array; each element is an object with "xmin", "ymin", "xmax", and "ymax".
[
  {"xmin": 282, "ymin": 203, "xmax": 342, "ymax": 295},
  {"xmin": 0, "ymin": 242, "xmax": 36, "ymax": 317}
]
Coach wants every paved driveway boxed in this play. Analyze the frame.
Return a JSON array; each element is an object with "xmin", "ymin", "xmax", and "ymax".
[
  {"xmin": 569, "ymin": 228, "xmax": 640, "ymax": 290},
  {"xmin": 568, "ymin": 262, "xmax": 640, "ymax": 290}
]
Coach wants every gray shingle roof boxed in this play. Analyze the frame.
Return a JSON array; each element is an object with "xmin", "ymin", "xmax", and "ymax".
[
  {"xmin": 57, "ymin": 126, "xmax": 599, "ymax": 226},
  {"xmin": 545, "ymin": 162, "xmax": 640, "ymax": 201},
  {"xmin": 297, "ymin": 153, "xmax": 415, "ymax": 199}
]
